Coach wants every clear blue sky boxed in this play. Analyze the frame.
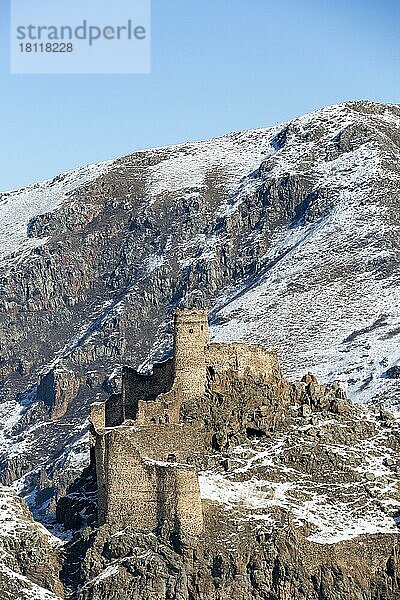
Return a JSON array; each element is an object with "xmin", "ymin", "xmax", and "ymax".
[{"xmin": 0, "ymin": 0, "xmax": 399, "ymax": 191}]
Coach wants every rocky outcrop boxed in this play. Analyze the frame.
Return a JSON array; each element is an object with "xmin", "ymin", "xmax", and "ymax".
[
  {"xmin": 62, "ymin": 517, "xmax": 400, "ymax": 600},
  {"xmin": 56, "ymin": 463, "xmax": 97, "ymax": 531},
  {"xmin": 0, "ymin": 486, "xmax": 63, "ymax": 598},
  {"xmin": 37, "ymin": 366, "xmax": 81, "ymax": 419}
]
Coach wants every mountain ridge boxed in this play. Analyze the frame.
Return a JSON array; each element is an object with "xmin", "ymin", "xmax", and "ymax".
[
  {"xmin": 0, "ymin": 98, "xmax": 400, "ymax": 598},
  {"xmin": 0, "ymin": 97, "xmax": 399, "ymax": 519}
]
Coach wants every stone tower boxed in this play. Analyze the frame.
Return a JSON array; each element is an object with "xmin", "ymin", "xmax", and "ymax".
[{"xmin": 173, "ymin": 308, "xmax": 210, "ymax": 398}]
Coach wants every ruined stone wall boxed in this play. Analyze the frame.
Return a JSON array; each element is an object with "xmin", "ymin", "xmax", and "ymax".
[
  {"xmin": 120, "ymin": 423, "xmax": 205, "ymax": 463},
  {"xmin": 160, "ymin": 463, "xmax": 203, "ymax": 537},
  {"xmin": 90, "ymin": 402, "xmax": 105, "ymax": 432},
  {"xmin": 121, "ymin": 317, "xmax": 279, "ymax": 428},
  {"xmin": 122, "ymin": 360, "xmax": 174, "ymax": 421},
  {"xmin": 135, "ymin": 389, "xmax": 181, "ymax": 425},
  {"xmin": 103, "ymin": 431, "xmax": 158, "ymax": 530},
  {"xmin": 105, "ymin": 393, "xmax": 124, "ymax": 427},
  {"xmin": 206, "ymin": 343, "xmax": 280, "ymax": 383},
  {"xmin": 100, "ymin": 428, "xmax": 203, "ymax": 535},
  {"xmin": 90, "ymin": 402, "xmax": 108, "ymax": 523},
  {"xmin": 110, "ymin": 309, "xmax": 221, "ymax": 429},
  {"xmin": 94, "ymin": 433, "xmax": 107, "ymax": 524}
]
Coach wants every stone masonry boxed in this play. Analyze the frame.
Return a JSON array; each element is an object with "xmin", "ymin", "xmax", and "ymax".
[{"xmin": 90, "ymin": 307, "xmax": 280, "ymax": 536}]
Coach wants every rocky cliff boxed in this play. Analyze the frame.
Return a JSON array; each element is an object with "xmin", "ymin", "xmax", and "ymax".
[{"xmin": 58, "ymin": 369, "xmax": 400, "ymax": 599}]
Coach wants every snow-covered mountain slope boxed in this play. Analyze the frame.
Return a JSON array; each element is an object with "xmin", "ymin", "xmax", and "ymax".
[
  {"xmin": 208, "ymin": 107, "xmax": 400, "ymax": 408},
  {"xmin": 0, "ymin": 100, "xmax": 399, "ymax": 531},
  {"xmin": 144, "ymin": 100, "xmax": 400, "ymax": 408},
  {"xmin": 0, "ymin": 161, "xmax": 114, "ymax": 270},
  {"xmin": 199, "ymin": 407, "xmax": 400, "ymax": 545}
]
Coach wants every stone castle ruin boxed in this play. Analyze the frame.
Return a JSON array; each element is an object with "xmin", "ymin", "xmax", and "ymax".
[{"xmin": 90, "ymin": 308, "xmax": 280, "ymax": 536}]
